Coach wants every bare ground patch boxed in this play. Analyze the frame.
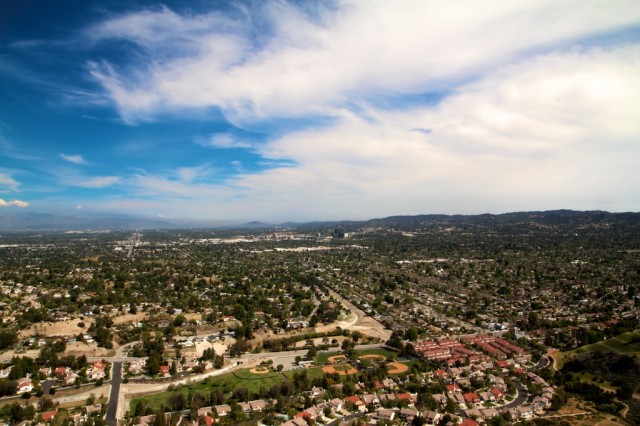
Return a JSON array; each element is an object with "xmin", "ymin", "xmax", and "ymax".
[
  {"xmin": 19, "ymin": 320, "xmax": 94, "ymax": 339},
  {"xmin": 387, "ymin": 362, "xmax": 409, "ymax": 374},
  {"xmin": 360, "ymin": 354, "xmax": 386, "ymax": 361},
  {"xmin": 249, "ymin": 366, "xmax": 271, "ymax": 374},
  {"xmin": 328, "ymin": 355, "xmax": 348, "ymax": 364},
  {"xmin": 322, "ymin": 364, "xmax": 358, "ymax": 376}
]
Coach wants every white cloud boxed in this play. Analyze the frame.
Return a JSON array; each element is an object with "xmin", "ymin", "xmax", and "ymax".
[
  {"xmin": 88, "ymin": 1, "xmax": 640, "ymax": 122},
  {"xmin": 176, "ymin": 165, "xmax": 213, "ymax": 183},
  {"xmin": 60, "ymin": 153, "xmax": 88, "ymax": 165},
  {"xmin": 101, "ymin": 45, "xmax": 640, "ymax": 220},
  {"xmin": 0, "ymin": 198, "xmax": 29, "ymax": 208},
  {"xmin": 0, "ymin": 173, "xmax": 20, "ymax": 192},
  {"xmin": 129, "ymin": 168, "xmax": 225, "ymax": 198},
  {"xmin": 77, "ymin": 176, "xmax": 121, "ymax": 188},
  {"xmin": 197, "ymin": 133, "xmax": 253, "ymax": 149},
  {"xmin": 74, "ymin": 2, "xmax": 640, "ymax": 219}
]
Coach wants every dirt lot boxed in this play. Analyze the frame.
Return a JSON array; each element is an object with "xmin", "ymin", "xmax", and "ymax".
[
  {"xmin": 19, "ymin": 320, "xmax": 94, "ymax": 339},
  {"xmin": 112, "ymin": 312, "xmax": 148, "ymax": 325},
  {"xmin": 63, "ymin": 341, "xmax": 114, "ymax": 358},
  {"xmin": 319, "ymin": 288, "xmax": 391, "ymax": 341}
]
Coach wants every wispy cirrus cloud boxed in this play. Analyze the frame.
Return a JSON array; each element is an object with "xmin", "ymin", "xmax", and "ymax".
[
  {"xmin": 87, "ymin": 1, "xmax": 640, "ymax": 123},
  {"xmin": 52, "ymin": 170, "xmax": 121, "ymax": 188},
  {"xmin": 88, "ymin": 44, "xmax": 640, "ymax": 220},
  {"xmin": 77, "ymin": 176, "xmax": 121, "ymax": 188},
  {"xmin": 59, "ymin": 153, "xmax": 88, "ymax": 165},
  {"xmin": 0, "ymin": 172, "xmax": 21, "ymax": 193},
  {"xmin": 196, "ymin": 133, "xmax": 253, "ymax": 149}
]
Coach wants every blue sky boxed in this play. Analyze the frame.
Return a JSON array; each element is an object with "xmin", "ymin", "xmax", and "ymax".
[{"xmin": 1, "ymin": 1, "xmax": 640, "ymax": 222}]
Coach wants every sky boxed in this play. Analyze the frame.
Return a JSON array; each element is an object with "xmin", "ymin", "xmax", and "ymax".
[{"xmin": 1, "ymin": 0, "xmax": 639, "ymax": 222}]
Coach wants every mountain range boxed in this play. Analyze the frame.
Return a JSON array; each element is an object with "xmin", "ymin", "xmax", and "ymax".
[{"xmin": 0, "ymin": 210, "xmax": 639, "ymax": 232}]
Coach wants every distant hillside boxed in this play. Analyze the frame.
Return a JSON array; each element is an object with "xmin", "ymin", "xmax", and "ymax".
[
  {"xmin": 367, "ymin": 210, "xmax": 640, "ymax": 226},
  {"xmin": 0, "ymin": 212, "xmax": 178, "ymax": 231},
  {"xmin": 1, "ymin": 209, "xmax": 639, "ymax": 232}
]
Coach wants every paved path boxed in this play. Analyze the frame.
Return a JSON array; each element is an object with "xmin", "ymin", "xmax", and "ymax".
[{"xmin": 106, "ymin": 362, "xmax": 122, "ymax": 426}]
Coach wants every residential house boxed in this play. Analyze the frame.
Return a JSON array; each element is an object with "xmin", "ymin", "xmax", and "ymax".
[
  {"xmin": 481, "ymin": 408, "xmax": 498, "ymax": 419},
  {"xmin": 490, "ymin": 387, "xmax": 506, "ymax": 400},
  {"xmin": 54, "ymin": 367, "xmax": 70, "ymax": 378},
  {"xmin": 460, "ymin": 418, "xmax": 479, "ymax": 426},
  {"xmin": 282, "ymin": 418, "xmax": 308, "ymax": 426},
  {"xmin": 397, "ymin": 393, "xmax": 416, "ymax": 405},
  {"xmin": 64, "ymin": 372, "xmax": 79, "ymax": 386},
  {"xmin": 250, "ymin": 400, "xmax": 267, "ymax": 412},
  {"xmin": 361, "ymin": 394, "xmax": 379, "ymax": 406},
  {"xmin": 329, "ymin": 398, "xmax": 344, "ymax": 411},
  {"xmin": 446, "ymin": 384, "xmax": 461, "ymax": 394},
  {"xmin": 197, "ymin": 407, "xmax": 212, "ymax": 418},
  {"xmin": 85, "ymin": 404, "xmax": 102, "ymax": 416},
  {"xmin": 41, "ymin": 411, "xmax": 58, "ymax": 422},
  {"xmin": 215, "ymin": 405, "xmax": 231, "ymax": 417},
  {"xmin": 0, "ymin": 366, "xmax": 12, "ymax": 378},
  {"xmin": 423, "ymin": 410, "xmax": 441, "ymax": 425},
  {"xmin": 344, "ymin": 396, "xmax": 366, "ymax": 412},
  {"xmin": 463, "ymin": 392, "xmax": 481, "ymax": 405},
  {"xmin": 399, "ymin": 408, "xmax": 420, "ymax": 421},
  {"xmin": 373, "ymin": 409, "xmax": 395, "ymax": 422},
  {"xmin": 16, "ymin": 379, "xmax": 33, "ymax": 394}
]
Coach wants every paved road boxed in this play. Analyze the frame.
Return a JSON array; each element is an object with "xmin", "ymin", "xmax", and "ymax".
[
  {"xmin": 502, "ymin": 382, "xmax": 529, "ymax": 410},
  {"xmin": 106, "ymin": 362, "xmax": 123, "ymax": 426},
  {"xmin": 530, "ymin": 355, "xmax": 550, "ymax": 371}
]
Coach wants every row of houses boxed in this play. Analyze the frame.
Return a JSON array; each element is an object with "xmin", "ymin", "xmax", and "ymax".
[{"xmin": 13, "ymin": 360, "xmax": 108, "ymax": 395}]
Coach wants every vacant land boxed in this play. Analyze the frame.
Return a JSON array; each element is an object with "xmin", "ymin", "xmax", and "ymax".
[{"xmin": 552, "ymin": 330, "xmax": 640, "ymax": 369}]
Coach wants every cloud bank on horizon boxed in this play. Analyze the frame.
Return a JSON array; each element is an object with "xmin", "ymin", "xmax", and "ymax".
[{"xmin": 1, "ymin": 0, "xmax": 639, "ymax": 221}]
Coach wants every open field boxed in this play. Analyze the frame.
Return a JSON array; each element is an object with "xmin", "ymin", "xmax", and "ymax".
[
  {"xmin": 322, "ymin": 363, "xmax": 358, "ymax": 375},
  {"xmin": 315, "ymin": 347, "xmax": 398, "ymax": 365},
  {"xmin": 130, "ymin": 368, "xmax": 285, "ymax": 412},
  {"xmin": 551, "ymin": 330, "xmax": 640, "ymax": 370},
  {"xmin": 283, "ymin": 367, "xmax": 326, "ymax": 382},
  {"xmin": 354, "ymin": 348, "xmax": 398, "ymax": 360},
  {"xmin": 19, "ymin": 320, "xmax": 94, "ymax": 339},
  {"xmin": 315, "ymin": 351, "xmax": 341, "ymax": 364},
  {"xmin": 131, "ymin": 362, "xmax": 364, "ymax": 412}
]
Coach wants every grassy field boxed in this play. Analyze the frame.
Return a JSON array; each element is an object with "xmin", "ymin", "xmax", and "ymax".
[
  {"xmin": 552, "ymin": 330, "xmax": 640, "ymax": 369},
  {"xmin": 315, "ymin": 351, "xmax": 341, "ymax": 364},
  {"xmin": 131, "ymin": 366, "xmax": 340, "ymax": 412},
  {"xmin": 130, "ymin": 369, "xmax": 286, "ymax": 412},
  {"xmin": 283, "ymin": 366, "xmax": 325, "ymax": 381},
  {"xmin": 354, "ymin": 348, "xmax": 398, "ymax": 360},
  {"xmin": 575, "ymin": 371, "xmax": 618, "ymax": 392},
  {"xmin": 315, "ymin": 347, "xmax": 398, "ymax": 365}
]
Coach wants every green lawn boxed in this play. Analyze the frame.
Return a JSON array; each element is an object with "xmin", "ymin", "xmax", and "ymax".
[
  {"xmin": 315, "ymin": 351, "xmax": 342, "ymax": 364},
  {"xmin": 283, "ymin": 366, "xmax": 325, "ymax": 381},
  {"xmin": 387, "ymin": 360, "xmax": 417, "ymax": 375},
  {"xmin": 354, "ymin": 348, "xmax": 398, "ymax": 360}
]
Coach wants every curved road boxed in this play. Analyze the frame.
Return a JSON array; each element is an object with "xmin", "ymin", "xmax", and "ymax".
[{"xmin": 502, "ymin": 382, "xmax": 529, "ymax": 410}]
